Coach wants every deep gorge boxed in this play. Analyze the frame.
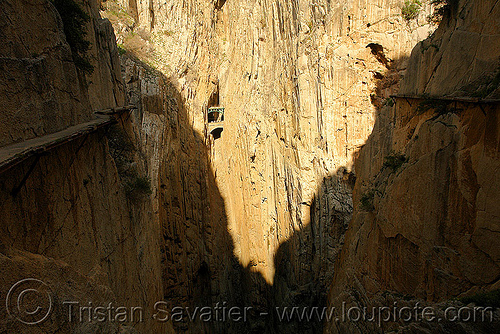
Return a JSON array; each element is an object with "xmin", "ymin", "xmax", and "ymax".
[{"xmin": 0, "ymin": 0, "xmax": 499, "ymax": 333}]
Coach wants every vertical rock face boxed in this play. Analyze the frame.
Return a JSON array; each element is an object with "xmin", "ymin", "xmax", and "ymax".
[
  {"xmin": 0, "ymin": 0, "xmax": 126, "ymax": 147},
  {"xmin": 0, "ymin": 1, "xmax": 167, "ymax": 333},
  {"xmin": 118, "ymin": 56, "xmax": 238, "ymax": 333},
  {"xmin": 85, "ymin": 0, "xmax": 127, "ymax": 109},
  {"xmin": 102, "ymin": 0, "xmax": 435, "ymax": 332},
  {"xmin": 0, "ymin": 0, "xmax": 90, "ymax": 147},
  {"xmin": 400, "ymin": 0, "xmax": 500, "ymax": 97},
  {"xmin": 5, "ymin": 0, "xmax": 498, "ymax": 333},
  {"xmin": 327, "ymin": 1, "xmax": 500, "ymax": 333}
]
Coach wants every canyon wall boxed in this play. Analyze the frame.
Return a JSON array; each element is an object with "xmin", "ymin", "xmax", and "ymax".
[
  {"xmin": 102, "ymin": 0, "xmax": 435, "ymax": 332},
  {"xmin": 2, "ymin": 0, "xmax": 498, "ymax": 333},
  {"xmin": 0, "ymin": 1, "xmax": 168, "ymax": 333},
  {"xmin": 327, "ymin": 0, "xmax": 500, "ymax": 333},
  {"xmin": 0, "ymin": 0, "xmax": 90, "ymax": 147}
]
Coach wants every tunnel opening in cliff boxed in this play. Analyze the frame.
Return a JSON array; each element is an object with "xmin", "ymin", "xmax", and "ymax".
[
  {"xmin": 210, "ymin": 127, "xmax": 224, "ymax": 139},
  {"xmin": 366, "ymin": 43, "xmax": 390, "ymax": 69},
  {"xmin": 109, "ymin": 46, "xmax": 362, "ymax": 333}
]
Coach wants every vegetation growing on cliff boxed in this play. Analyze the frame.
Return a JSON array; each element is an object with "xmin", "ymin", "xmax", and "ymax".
[
  {"xmin": 125, "ymin": 175, "xmax": 153, "ymax": 198},
  {"xmin": 360, "ymin": 190, "xmax": 375, "ymax": 212},
  {"xmin": 107, "ymin": 126, "xmax": 152, "ymax": 200},
  {"xmin": 384, "ymin": 97, "xmax": 395, "ymax": 107},
  {"xmin": 117, "ymin": 43, "xmax": 127, "ymax": 55},
  {"xmin": 401, "ymin": 0, "xmax": 422, "ymax": 22},
  {"xmin": 428, "ymin": 0, "xmax": 458, "ymax": 24},
  {"xmin": 383, "ymin": 152, "xmax": 408, "ymax": 172},
  {"xmin": 51, "ymin": 0, "xmax": 93, "ymax": 74}
]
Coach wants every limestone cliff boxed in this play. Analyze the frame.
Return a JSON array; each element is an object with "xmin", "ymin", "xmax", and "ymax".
[
  {"xmin": 0, "ymin": 0, "xmax": 90, "ymax": 147},
  {"xmin": 327, "ymin": 0, "xmax": 500, "ymax": 333},
  {"xmin": 102, "ymin": 0, "xmax": 435, "ymax": 332},
  {"xmin": 2, "ymin": 0, "xmax": 499, "ymax": 333},
  {"xmin": 0, "ymin": 1, "xmax": 167, "ymax": 333}
]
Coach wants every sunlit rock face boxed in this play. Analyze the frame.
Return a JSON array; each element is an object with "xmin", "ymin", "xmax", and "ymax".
[
  {"xmin": 101, "ymin": 0, "xmax": 437, "ymax": 332},
  {"xmin": 327, "ymin": 1, "xmax": 500, "ymax": 333}
]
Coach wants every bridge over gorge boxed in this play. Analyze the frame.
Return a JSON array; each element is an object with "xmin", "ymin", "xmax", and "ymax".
[
  {"xmin": 0, "ymin": 106, "xmax": 136, "ymax": 187},
  {"xmin": 207, "ymin": 107, "xmax": 224, "ymax": 139}
]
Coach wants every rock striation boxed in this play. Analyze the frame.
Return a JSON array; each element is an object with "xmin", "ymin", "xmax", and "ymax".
[
  {"xmin": 102, "ymin": 0, "xmax": 436, "ymax": 332},
  {"xmin": 2, "ymin": 0, "xmax": 499, "ymax": 333},
  {"xmin": 327, "ymin": 0, "xmax": 500, "ymax": 333},
  {"xmin": 0, "ymin": 1, "xmax": 167, "ymax": 333}
]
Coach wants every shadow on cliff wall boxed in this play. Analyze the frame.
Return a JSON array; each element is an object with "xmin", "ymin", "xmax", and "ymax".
[
  {"xmin": 0, "ymin": 43, "xmax": 406, "ymax": 334},
  {"xmin": 326, "ymin": 36, "xmax": 500, "ymax": 334},
  {"xmin": 266, "ymin": 51, "xmax": 416, "ymax": 333},
  {"xmin": 120, "ymin": 48, "xmax": 411, "ymax": 334},
  {"xmin": 0, "ymin": 45, "xmax": 404, "ymax": 334},
  {"xmin": 117, "ymin": 53, "xmax": 265, "ymax": 333}
]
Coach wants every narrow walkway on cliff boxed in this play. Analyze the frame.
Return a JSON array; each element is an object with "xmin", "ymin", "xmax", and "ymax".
[
  {"xmin": 392, "ymin": 95, "xmax": 500, "ymax": 104},
  {"xmin": 391, "ymin": 94, "xmax": 500, "ymax": 115},
  {"xmin": 0, "ymin": 106, "xmax": 135, "ymax": 174}
]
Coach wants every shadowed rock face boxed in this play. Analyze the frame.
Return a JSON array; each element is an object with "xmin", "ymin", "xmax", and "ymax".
[
  {"xmin": 105, "ymin": 0, "xmax": 432, "ymax": 286},
  {"xmin": 0, "ymin": 0, "xmax": 90, "ymax": 147},
  {"xmin": 1, "ymin": 0, "xmax": 499, "ymax": 333},
  {"xmin": 0, "ymin": 0, "xmax": 125, "ymax": 147},
  {"xmin": 0, "ymin": 1, "xmax": 166, "ymax": 333},
  {"xmin": 327, "ymin": 1, "xmax": 500, "ymax": 333},
  {"xmin": 102, "ymin": 0, "xmax": 436, "ymax": 332}
]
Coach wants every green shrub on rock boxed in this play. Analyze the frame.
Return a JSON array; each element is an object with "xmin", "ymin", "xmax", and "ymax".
[
  {"xmin": 401, "ymin": 0, "xmax": 422, "ymax": 22},
  {"xmin": 383, "ymin": 152, "xmax": 408, "ymax": 172}
]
